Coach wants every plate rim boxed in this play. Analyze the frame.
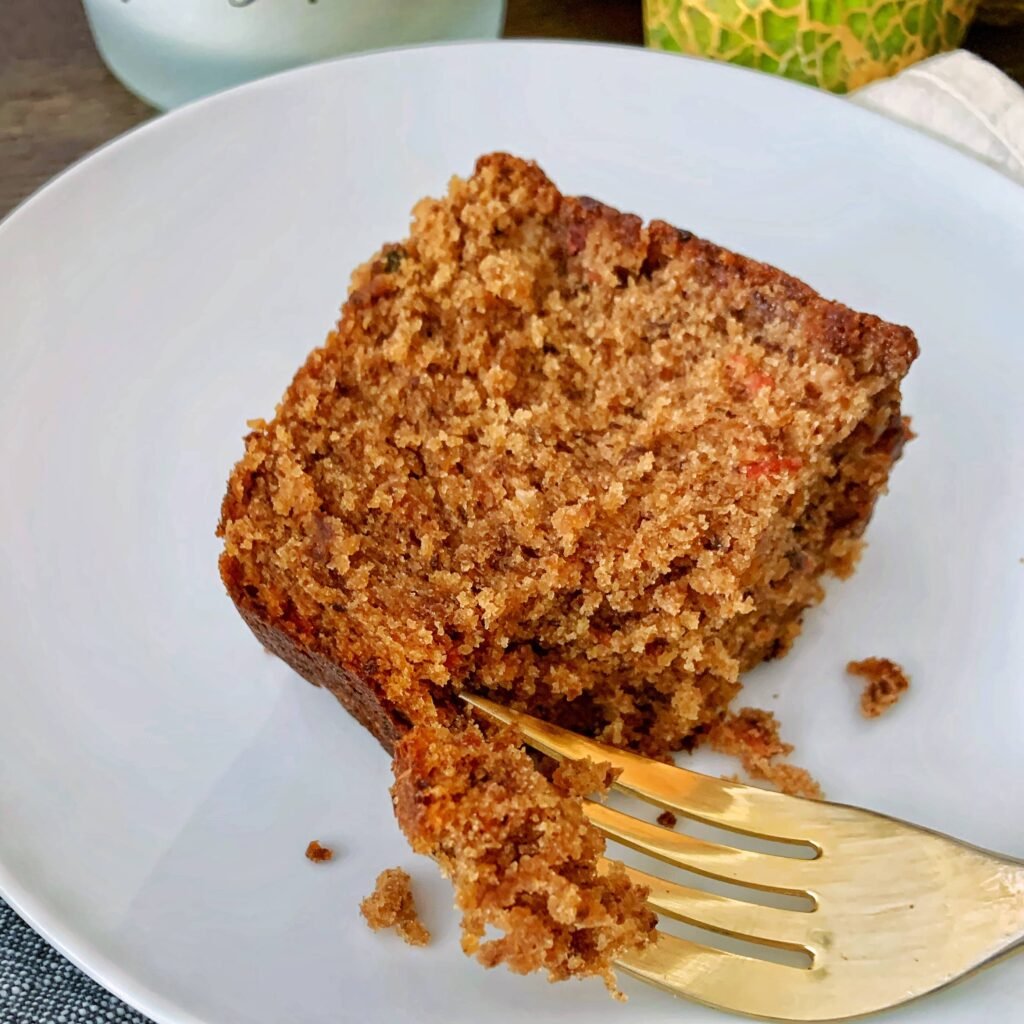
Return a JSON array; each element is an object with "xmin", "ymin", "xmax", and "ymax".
[
  {"xmin": 2, "ymin": 38, "xmax": 1023, "ymax": 1024},
  {"xmin": 0, "ymin": 878, "xmax": 209, "ymax": 1024},
  {"xmin": 3, "ymin": 38, "xmax": 1024, "ymax": 243}
]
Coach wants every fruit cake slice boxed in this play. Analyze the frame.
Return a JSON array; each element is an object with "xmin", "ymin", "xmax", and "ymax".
[{"xmin": 218, "ymin": 153, "xmax": 917, "ymax": 987}]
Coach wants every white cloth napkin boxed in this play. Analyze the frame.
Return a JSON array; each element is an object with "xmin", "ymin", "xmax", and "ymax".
[{"xmin": 853, "ymin": 49, "xmax": 1024, "ymax": 186}]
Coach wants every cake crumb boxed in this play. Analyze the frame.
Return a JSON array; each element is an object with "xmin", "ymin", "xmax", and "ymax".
[
  {"xmin": 552, "ymin": 757, "xmax": 621, "ymax": 798},
  {"xmin": 360, "ymin": 867, "xmax": 430, "ymax": 947},
  {"xmin": 305, "ymin": 840, "xmax": 333, "ymax": 863},
  {"xmin": 757, "ymin": 763, "xmax": 822, "ymax": 800},
  {"xmin": 847, "ymin": 658, "xmax": 910, "ymax": 718},
  {"xmin": 393, "ymin": 720, "xmax": 653, "ymax": 995},
  {"xmin": 709, "ymin": 708, "xmax": 823, "ymax": 799},
  {"xmin": 656, "ymin": 810, "xmax": 678, "ymax": 829},
  {"xmin": 720, "ymin": 773, "xmax": 743, "ymax": 784}
]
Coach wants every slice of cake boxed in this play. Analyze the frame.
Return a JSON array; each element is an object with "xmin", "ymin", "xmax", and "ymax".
[{"xmin": 218, "ymin": 153, "xmax": 917, "ymax": 987}]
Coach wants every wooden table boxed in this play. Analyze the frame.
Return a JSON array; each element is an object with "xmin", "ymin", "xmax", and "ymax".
[{"xmin": 1, "ymin": 0, "xmax": 1022, "ymax": 219}]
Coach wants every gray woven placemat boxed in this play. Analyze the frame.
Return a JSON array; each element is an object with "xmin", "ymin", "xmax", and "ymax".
[{"xmin": 1, "ymin": 899, "xmax": 151, "ymax": 1024}]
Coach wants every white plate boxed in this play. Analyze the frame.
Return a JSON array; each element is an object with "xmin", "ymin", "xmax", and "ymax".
[{"xmin": 1, "ymin": 41, "xmax": 1022, "ymax": 1024}]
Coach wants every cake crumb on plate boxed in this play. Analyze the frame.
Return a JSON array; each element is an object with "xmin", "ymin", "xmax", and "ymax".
[
  {"xmin": 304, "ymin": 840, "xmax": 333, "ymax": 863},
  {"xmin": 847, "ymin": 657, "xmax": 910, "ymax": 718},
  {"xmin": 709, "ymin": 708, "xmax": 823, "ymax": 799},
  {"xmin": 656, "ymin": 810, "xmax": 678, "ymax": 829},
  {"xmin": 360, "ymin": 867, "xmax": 430, "ymax": 947}
]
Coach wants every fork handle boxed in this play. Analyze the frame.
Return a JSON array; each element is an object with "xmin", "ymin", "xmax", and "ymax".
[{"xmin": 984, "ymin": 854, "xmax": 1024, "ymax": 960}]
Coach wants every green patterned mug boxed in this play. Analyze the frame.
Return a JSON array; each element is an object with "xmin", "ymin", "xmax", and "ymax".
[{"xmin": 644, "ymin": 0, "xmax": 979, "ymax": 92}]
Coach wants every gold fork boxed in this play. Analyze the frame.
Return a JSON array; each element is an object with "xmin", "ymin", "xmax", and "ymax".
[{"xmin": 462, "ymin": 693, "xmax": 1024, "ymax": 1021}]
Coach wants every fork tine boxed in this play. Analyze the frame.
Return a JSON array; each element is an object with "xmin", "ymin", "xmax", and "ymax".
[
  {"xmin": 617, "ymin": 932, "xmax": 832, "ymax": 1021},
  {"xmin": 585, "ymin": 800, "xmax": 812, "ymax": 894},
  {"xmin": 461, "ymin": 693, "xmax": 821, "ymax": 843},
  {"xmin": 599, "ymin": 858, "xmax": 816, "ymax": 953}
]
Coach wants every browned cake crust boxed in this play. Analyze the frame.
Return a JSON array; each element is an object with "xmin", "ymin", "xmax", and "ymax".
[
  {"xmin": 234, "ymin": 600, "xmax": 405, "ymax": 750},
  {"xmin": 217, "ymin": 153, "xmax": 917, "ymax": 986}
]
